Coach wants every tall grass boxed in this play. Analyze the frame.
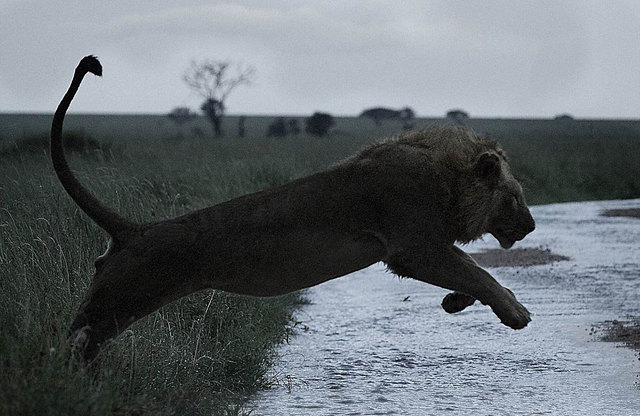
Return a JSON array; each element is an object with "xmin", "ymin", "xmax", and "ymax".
[
  {"xmin": 0, "ymin": 134, "xmax": 372, "ymax": 415},
  {"xmin": 491, "ymin": 127, "xmax": 640, "ymax": 204},
  {"xmin": 1, "ymin": 118, "xmax": 639, "ymax": 415}
]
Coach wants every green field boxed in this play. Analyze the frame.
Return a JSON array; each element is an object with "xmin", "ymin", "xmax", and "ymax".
[{"xmin": 1, "ymin": 113, "xmax": 639, "ymax": 415}]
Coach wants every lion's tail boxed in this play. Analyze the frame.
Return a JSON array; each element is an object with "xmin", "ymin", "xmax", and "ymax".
[{"xmin": 50, "ymin": 56, "xmax": 135, "ymax": 239}]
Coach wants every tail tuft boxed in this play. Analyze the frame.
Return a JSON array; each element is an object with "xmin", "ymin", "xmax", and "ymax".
[{"xmin": 79, "ymin": 55, "xmax": 102, "ymax": 77}]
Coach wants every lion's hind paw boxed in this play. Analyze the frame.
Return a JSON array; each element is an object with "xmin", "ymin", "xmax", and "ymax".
[{"xmin": 441, "ymin": 291, "xmax": 476, "ymax": 313}]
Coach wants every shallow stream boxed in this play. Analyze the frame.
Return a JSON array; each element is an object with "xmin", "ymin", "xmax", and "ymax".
[{"xmin": 251, "ymin": 199, "xmax": 640, "ymax": 415}]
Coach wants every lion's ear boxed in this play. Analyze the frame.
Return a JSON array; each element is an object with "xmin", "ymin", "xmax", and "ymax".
[{"xmin": 475, "ymin": 151, "xmax": 501, "ymax": 179}]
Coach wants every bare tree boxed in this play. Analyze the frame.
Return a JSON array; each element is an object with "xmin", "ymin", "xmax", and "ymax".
[{"xmin": 183, "ymin": 60, "xmax": 255, "ymax": 138}]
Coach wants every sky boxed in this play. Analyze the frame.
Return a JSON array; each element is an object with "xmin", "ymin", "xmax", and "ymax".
[{"xmin": 1, "ymin": 0, "xmax": 639, "ymax": 118}]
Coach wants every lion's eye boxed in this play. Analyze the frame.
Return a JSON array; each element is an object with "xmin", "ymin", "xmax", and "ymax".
[{"xmin": 511, "ymin": 195, "xmax": 519, "ymax": 209}]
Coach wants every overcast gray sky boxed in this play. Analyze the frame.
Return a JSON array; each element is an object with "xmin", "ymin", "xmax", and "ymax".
[{"xmin": 1, "ymin": 0, "xmax": 639, "ymax": 118}]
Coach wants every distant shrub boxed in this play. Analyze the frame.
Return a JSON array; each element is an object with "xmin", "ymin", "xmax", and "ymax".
[
  {"xmin": 305, "ymin": 112, "xmax": 334, "ymax": 136},
  {"xmin": 266, "ymin": 117, "xmax": 287, "ymax": 137},
  {"xmin": 0, "ymin": 131, "xmax": 114, "ymax": 159},
  {"xmin": 446, "ymin": 109, "xmax": 469, "ymax": 125},
  {"xmin": 359, "ymin": 107, "xmax": 415, "ymax": 125},
  {"xmin": 167, "ymin": 107, "xmax": 197, "ymax": 126},
  {"xmin": 288, "ymin": 118, "xmax": 301, "ymax": 135},
  {"xmin": 554, "ymin": 114, "xmax": 574, "ymax": 121},
  {"xmin": 399, "ymin": 107, "xmax": 415, "ymax": 120}
]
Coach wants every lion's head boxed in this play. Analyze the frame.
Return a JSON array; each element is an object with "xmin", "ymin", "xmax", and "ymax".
[
  {"xmin": 455, "ymin": 138, "xmax": 536, "ymax": 248},
  {"xmin": 477, "ymin": 150, "xmax": 535, "ymax": 248},
  {"xmin": 402, "ymin": 127, "xmax": 535, "ymax": 248}
]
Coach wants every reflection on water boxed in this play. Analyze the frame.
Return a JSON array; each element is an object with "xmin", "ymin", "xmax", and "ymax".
[{"xmin": 251, "ymin": 200, "xmax": 640, "ymax": 415}]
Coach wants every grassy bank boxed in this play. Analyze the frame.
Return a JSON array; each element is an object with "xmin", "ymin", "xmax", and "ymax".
[
  {"xmin": 1, "ymin": 116, "xmax": 639, "ymax": 415},
  {"xmin": 0, "ymin": 134, "xmax": 372, "ymax": 415}
]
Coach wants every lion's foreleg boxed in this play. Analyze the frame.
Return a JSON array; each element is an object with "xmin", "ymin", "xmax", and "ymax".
[
  {"xmin": 387, "ymin": 246, "xmax": 530, "ymax": 329},
  {"xmin": 441, "ymin": 248, "xmax": 481, "ymax": 313}
]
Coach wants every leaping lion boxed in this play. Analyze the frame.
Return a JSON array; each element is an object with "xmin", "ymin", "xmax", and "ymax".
[{"xmin": 52, "ymin": 56, "xmax": 535, "ymax": 361}]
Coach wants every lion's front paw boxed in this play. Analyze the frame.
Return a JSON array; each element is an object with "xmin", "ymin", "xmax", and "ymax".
[
  {"xmin": 490, "ymin": 288, "xmax": 531, "ymax": 329},
  {"xmin": 441, "ymin": 291, "xmax": 476, "ymax": 314}
]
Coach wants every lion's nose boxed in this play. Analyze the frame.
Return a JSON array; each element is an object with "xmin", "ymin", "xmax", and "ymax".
[{"xmin": 527, "ymin": 218, "xmax": 536, "ymax": 233}]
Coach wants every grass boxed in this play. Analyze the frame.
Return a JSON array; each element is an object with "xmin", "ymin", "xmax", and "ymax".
[
  {"xmin": 487, "ymin": 125, "xmax": 640, "ymax": 204},
  {"xmin": 0, "ymin": 130, "xmax": 117, "ymax": 160},
  {"xmin": 1, "ymin": 115, "xmax": 639, "ymax": 415},
  {"xmin": 0, "ymin": 128, "xmax": 373, "ymax": 416}
]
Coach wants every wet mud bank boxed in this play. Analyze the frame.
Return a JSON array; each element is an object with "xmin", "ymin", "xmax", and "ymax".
[
  {"xmin": 601, "ymin": 208, "xmax": 640, "ymax": 219},
  {"xmin": 599, "ymin": 319, "xmax": 640, "ymax": 353},
  {"xmin": 470, "ymin": 247, "xmax": 569, "ymax": 268}
]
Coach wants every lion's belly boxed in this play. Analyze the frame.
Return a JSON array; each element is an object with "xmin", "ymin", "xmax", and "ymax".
[{"xmin": 207, "ymin": 229, "xmax": 386, "ymax": 297}]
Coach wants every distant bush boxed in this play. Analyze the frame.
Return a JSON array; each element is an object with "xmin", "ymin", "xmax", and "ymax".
[
  {"xmin": 0, "ymin": 131, "xmax": 115, "ymax": 159},
  {"xmin": 305, "ymin": 112, "xmax": 334, "ymax": 136},
  {"xmin": 446, "ymin": 109, "xmax": 469, "ymax": 125},
  {"xmin": 554, "ymin": 114, "xmax": 574, "ymax": 121},
  {"xmin": 167, "ymin": 107, "xmax": 197, "ymax": 126},
  {"xmin": 288, "ymin": 118, "xmax": 301, "ymax": 135},
  {"xmin": 359, "ymin": 107, "xmax": 415, "ymax": 125},
  {"xmin": 266, "ymin": 117, "xmax": 287, "ymax": 137}
]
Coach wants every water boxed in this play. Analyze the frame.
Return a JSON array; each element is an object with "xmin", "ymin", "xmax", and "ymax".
[{"xmin": 251, "ymin": 199, "xmax": 640, "ymax": 415}]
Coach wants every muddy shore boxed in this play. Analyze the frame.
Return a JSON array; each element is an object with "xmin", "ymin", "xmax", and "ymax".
[
  {"xmin": 470, "ymin": 247, "xmax": 569, "ymax": 268},
  {"xmin": 599, "ymin": 319, "xmax": 640, "ymax": 353},
  {"xmin": 601, "ymin": 208, "xmax": 640, "ymax": 219}
]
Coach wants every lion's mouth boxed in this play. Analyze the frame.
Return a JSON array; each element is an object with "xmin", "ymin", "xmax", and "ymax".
[
  {"xmin": 495, "ymin": 235, "xmax": 516, "ymax": 249},
  {"xmin": 491, "ymin": 229, "xmax": 526, "ymax": 249}
]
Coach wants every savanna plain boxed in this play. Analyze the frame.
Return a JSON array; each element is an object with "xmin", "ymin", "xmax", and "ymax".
[{"xmin": 1, "ymin": 113, "xmax": 639, "ymax": 415}]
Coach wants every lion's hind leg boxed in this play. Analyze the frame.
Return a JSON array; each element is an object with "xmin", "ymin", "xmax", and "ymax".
[{"xmin": 441, "ymin": 291, "xmax": 476, "ymax": 313}]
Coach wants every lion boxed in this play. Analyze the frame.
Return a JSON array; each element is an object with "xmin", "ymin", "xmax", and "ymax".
[{"xmin": 52, "ymin": 56, "xmax": 535, "ymax": 361}]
